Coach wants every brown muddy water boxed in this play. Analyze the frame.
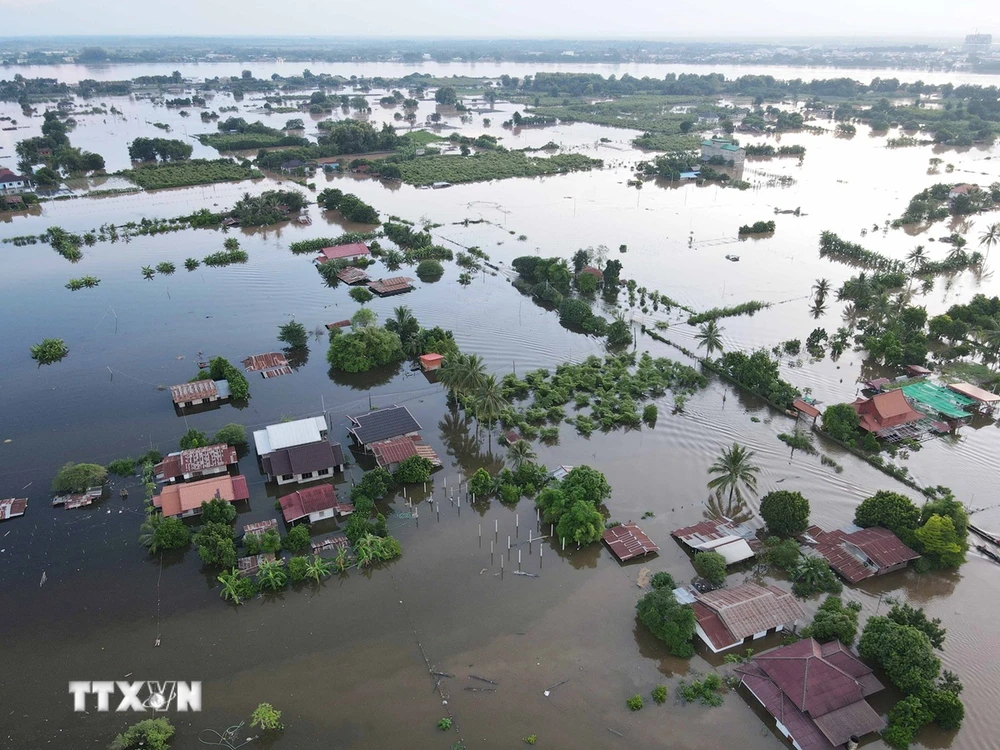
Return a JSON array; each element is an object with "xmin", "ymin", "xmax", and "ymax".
[{"xmin": 1, "ymin": 63, "xmax": 1000, "ymax": 749}]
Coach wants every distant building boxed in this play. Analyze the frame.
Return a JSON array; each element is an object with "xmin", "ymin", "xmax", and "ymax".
[
  {"xmin": 964, "ymin": 33, "xmax": 993, "ymax": 53},
  {"xmin": 368, "ymin": 276, "xmax": 415, "ymax": 296},
  {"xmin": 700, "ymin": 138, "xmax": 745, "ymax": 168},
  {"xmin": 676, "ymin": 582, "xmax": 804, "ymax": 653},
  {"xmin": 949, "ymin": 183, "xmax": 978, "ymax": 198},
  {"xmin": 849, "ymin": 389, "xmax": 922, "ymax": 434},
  {"xmin": 578, "ymin": 266, "xmax": 605, "ymax": 288},
  {"xmin": 735, "ymin": 638, "xmax": 886, "ymax": 750},
  {"xmin": 168, "ymin": 379, "xmax": 230, "ymax": 409}
]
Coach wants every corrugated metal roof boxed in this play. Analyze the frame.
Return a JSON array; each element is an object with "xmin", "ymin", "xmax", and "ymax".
[
  {"xmin": 368, "ymin": 276, "xmax": 414, "ymax": 296},
  {"xmin": 254, "ymin": 416, "xmax": 327, "ymax": 455},
  {"xmin": 243, "ymin": 518, "xmax": 277, "ymax": 537},
  {"xmin": 671, "ymin": 518, "xmax": 759, "ymax": 563},
  {"xmin": 242, "ymin": 352, "xmax": 289, "ymax": 372},
  {"xmin": 312, "ymin": 535, "xmax": 350, "ymax": 553},
  {"xmin": 349, "ymin": 406, "xmax": 421, "ymax": 445},
  {"xmin": 948, "ymin": 381, "xmax": 1000, "ymax": 403},
  {"xmin": 371, "ymin": 436, "xmax": 418, "ymax": 466},
  {"xmin": 793, "ymin": 399, "xmax": 821, "ymax": 419},
  {"xmin": 805, "ymin": 525, "xmax": 919, "ymax": 583},
  {"xmin": 337, "ymin": 267, "xmax": 370, "ymax": 284},
  {"xmin": 696, "ymin": 583, "xmax": 804, "ymax": 642},
  {"xmin": 169, "ymin": 379, "xmax": 218, "ymax": 404},
  {"xmin": 317, "ymin": 243, "xmax": 370, "ymax": 262},
  {"xmin": 603, "ymin": 523, "xmax": 659, "ymax": 562},
  {"xmin": 180, "ymin": 443, "xmax": 238, "ymax": 474},
  {"xmin": 280, "ymin": 484, "xmax": 338, "ymax": 522}
]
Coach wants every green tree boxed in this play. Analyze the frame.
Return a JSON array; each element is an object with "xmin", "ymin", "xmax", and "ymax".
[
  {"xmin": 760, "ymin": 490, "xmax": 810, "ymax": 537},
  {"xmin": 384, "ymin": 306, "xmax": 420, "ymax": 347},
  {"xmin": 883, "ymin": 695, "xmax": 933, "ymax": 749},
  {"xmin": 327, "ymin": 327, "xmax": 404, "ymax": 372},
  {"xmin": 282, "ymin": 524, "xmax": 312, "ymax": 553},
  {"xmin": 213, "ymin": 422, "xmax": 247, "ymax": 447},
  {"xmin": 250, "ymin": 702, "xmax": 283, "ymax": 731},
  {"xmin": 51, "ymin": 461, "xmax": 106, "ymax": 493},
  {"xmin": 577, "ymin": 272, "xmax": 598, "ymax": 294},
  {"xmin": 707, "ymin": 443, "xmax": 759, "ymax": 502},
  {"xmin": 507, "ymin": 440, "xmax": 537, "ymax": 470},
  {"xmin": 556, "ymin": 499, "xmax": 604, "ymax": 545},
  {"xmin": 193, "ymin": 522, "xmax": 237, "ymax": 568},
  {"xmin": 695, "ymin": 320, "xmax": 724, "ymax": 357},
  {"xmin": 914, "ymin": 514, "xmax": 966, "ymax": 568},
  {"xmin": 927, "ymin": 687, "xmax": 964, "ymax": 731},
  {"xmin": 651, "ymin": 571, "xmax": 675, "ymax": 589},
  {"xmin": 791, "ymin": 556, "xmax": 842, "ymax": 597},
  {"xmin": 395, "ymin": 455, "xmax": 433, "ymax": 484},
  {"xmin": 416, "ymin": 259, "xmax": 444, "ymax": 282},
  {"xmin": 859, "ymin": 616, "xmax": 941, "ymax": 695},
  {"xmin": 472, "ymin": 374, "xmax": 510, "ymax": 447},
  {"xmin": 468, "ymin": 467, "xmax": 492, "ymax": 498},
  {"xmin": 139, "ymin": 515, "xmax": 190, "ymax": 554},
  {"xmin": 349, "ymin": 286, "xmax": 374, "ymax": 304},
  {"xmin": 200, "ymin": 497, "xmax": 236, "ymax": 525},
  {"xmin": 278, "ymin": 320, "xmax": 308, "ymax": 348},
  {"xmin": 764, "ymin": 537, "xmax": 802, "ymax": 570},
  {"xmin": 821, "ymin": 403, "xmax": 862, "ymax": 446},
  {"xmin": 179, "ymin": 428, "xmax": 209, "ymax": 450},
  {"xmin": 854, "ymin": 491, "xmax": 920, "ymax": 540},
  {"xmin": 305, "ymin": 554, "xmax": 334, "ymax": 582},
  {"xmin": 435, "ymin": 87, "xmax": 458, "ymax": 106},
  {"xmin": 801, "ymin": 596, "xmax": 862, "ymax": 645},
  {"xmin": 217, "ymin": 568, "xmax": 256, "ymax": 604},
  {"xmin": 287, "ymin": 555, "xmax": 309, "ymax": 583},
  {"xmin": 259, "ymin": 528, "xmax": 282, "ymax": 554},
  {"xmin": 636, "ymin": 588, "xmax": 696, "ymax": 658},
  {"xmin": 561, "ymin": 465, "xmax": 612, "ymax": 505},
  {"xmin": 692, "ymin": 550, "xmax": 727, "ymax": 586},
  {"xmin": 351, "ymin": 307, "xmax": 377, "ymax": 328},
  {"xmin": 256, "ymin": 558, "xmax": 289, "ymax": 591},
  {"xmin": 110, "ymin": 718, "xmax": 175, "ymax": 750},
  {"xmin": 980, "ymin": 222, "xmax": 1000, "ymax": 256},
  {"xmin": 887, "ymin": 601, "xmax": 946, "ymax": 649}
]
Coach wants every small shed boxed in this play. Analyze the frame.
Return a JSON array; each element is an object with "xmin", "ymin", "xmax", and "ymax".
[
  {"xmin": 237, "ymin": 552, "xmax": 276, "ymax": 576},
  {"xmin": 243, "ymin": 518, "xmax": 278, "ymax": 538},
  {"xmin": 503, "ymin": 430, "xmax": 521, "ymax": 445},
  {"xmin": 312, "ymin": 535, "xmax": 351, "ymax": 554},
  {"xmin": 52, "ymin": 487, "xmax": 103, "ymax": 509},
  {"xmin": 904, "ymin": 364, "xmax": 932, "ymax": 378},
  {"xmin": 368, "ymin": 276, "xmax": 415, "ymax": 296},
  {"xmin": 792, "ymin": 398, "xmax": 820, "ymax": 423},
  {"xmin": 169, "ymin": 379, "xmax": 227, "ymax": 408},
  {"xmin": 419, "ymin": 353, "xmax": 444, "ymax": 371},
  {"xmin": 0, "ymin": 497, "xmax": 28, "ymax": 521},
  {"xmin": 603, "ymin": 523, "xmax": 659, "ymax": 562},
  {"xmin": 337, "ymin": 267, "xmax": 370, "ymax": 285}
]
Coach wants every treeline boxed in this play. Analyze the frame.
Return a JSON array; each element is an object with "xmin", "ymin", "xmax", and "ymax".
[
  {"xmin": 819, "ymin": 231, "xmax": 905, "ymax": 273},
  {"xmin": 744, "ymin": 144, "xmax": 806, "ymax": 157},
  {"xmin": 127, "ymin": 137, "xmax": 193, "ymax": 162},
  {"xmin": 687, "ymin": 301, "xmax": 768, "ymax": 325}
]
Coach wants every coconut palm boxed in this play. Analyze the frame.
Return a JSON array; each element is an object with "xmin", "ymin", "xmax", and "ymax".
[
  {"xmin": 705, "ymin": 489, "xmax": 754, "ymax": 526},
  {"xmin": 255, "ymin": 559, "xmax": 288, "ymax": 591},
  {"xmin": 218, "ymin": 568, "xmax": 246, "ymax": 604},
  {"xmin": 385, "ymin": 305, "xmax": 419, "ymax": 345},
  {"xmin": 979, "ymin": 222, "xmax": 1000, "ymax": 256},
  {"xmin": 976, "ymin": 325, "xmax": 1000, "ymax": 368},
  {"xmin": 305, "ymin": 555, "xmax": 333, "ymax": 583},
  {"xmin": 906, "ymin": 245, "xmax": 927, "ymax": 273},
  {"xmin": 141, "ymin": 265, "xmax": 155, "ymax": 280},
  {"xmin": 694, "ymin": 320, "xmax": 724, "ymax": 357},
  {"xmin": 812, "ymin": 278, "xmax": 831, "ymax": 301},
  {"xmin": 793, "ymin": 556, "xmax": 832, "ymax": 591},
  {"xmin": 138, "ymin": 513, "xmax": 162, "ymax": 552},
  {"xmin": 707, "ymin": 443, "xmax": 761, "ymax": 503},
  {"xmin": 507, "ymin": 439, "xmax": 537, "ymax": 470},
  {"xmin": 473, "ymin": 374, "xmax": 510, "ymax": 450}
]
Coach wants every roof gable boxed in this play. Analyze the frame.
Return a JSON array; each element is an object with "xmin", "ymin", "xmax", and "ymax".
[
  {"xmin": 697, "ymin": 583, "xmax": 804, "ymax": 641},
  {"xmin": 349, "ymin": 405, "xmax": 421, "ymax": 444}
]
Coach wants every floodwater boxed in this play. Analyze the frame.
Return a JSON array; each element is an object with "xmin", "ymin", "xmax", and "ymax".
[{"xmin": 1, "ymin": 62, "xmax": 1000, "ymax": 749}]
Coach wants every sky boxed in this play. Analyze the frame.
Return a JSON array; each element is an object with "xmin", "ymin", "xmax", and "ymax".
[{"xmin": 0, "ymin": 0, "xmax": 993, "ymax": 40}]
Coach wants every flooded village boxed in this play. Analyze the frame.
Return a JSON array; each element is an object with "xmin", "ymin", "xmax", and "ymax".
[{"xmin": 2, "ymin": 44, "xmax": 1000, "ymax": 750}]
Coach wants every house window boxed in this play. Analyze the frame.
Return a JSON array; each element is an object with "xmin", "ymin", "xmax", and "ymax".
[
  {"xmin": 281, "ymin": 474, "xmax": 294, "ymax": 481},
  {"xmin": 317, "ymin": 468, "xmax": 329, "ymax": 476},
  {"xmin": 300, "ymin": 472, "xmax": 313, "ymax": 479}
]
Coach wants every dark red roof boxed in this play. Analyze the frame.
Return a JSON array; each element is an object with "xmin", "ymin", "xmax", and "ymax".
[
  {"xmin": 231, "ymin": 475, "xmax": 250, "ymax": 501},
  {"xmin": 793, "ymin": 399, "xmax": 820, "ymax": 419},
  {"xmin": 851, "ymin": 390, "xmax": 921, "ymax": 432},
  {"xmin": 279, "ymin": 484, "xmax": 338, "ymax": 522},
  {"xmin": 370, "ymin": 436, "xmax": 418, "ymax": 467},
  {"xmin": 326, "ymin": 320, "xmax": 351, "ymax": 330},
  {"xmin": 318, "ymin": 243, "xmax": 370, "ymax": 262},
  {"xmin": 242, "ymin": 352, "xmax": 289, "ymax": 372},
  {"xmin": 580, "ymin": 266, "xmax": 603, "ymax": 278},
  {"xmin": 735, "ymin": 639, "xmax": 885, "ymax": 750},
  {"xmin": 804, "ymin": 525, "xmax": 919, "ymax": 583},
  {"xmin": 603, "ymin": 523, "xmax": 658, "ymax": 562},
  {"xmin": 368, "ymin": 276, "xmax": 414, "ymax": 296}
]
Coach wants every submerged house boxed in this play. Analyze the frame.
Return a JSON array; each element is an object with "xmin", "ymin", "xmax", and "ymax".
[
  {"xmin": 369, "ymin": 435, "xmax": 441, "ymax": 473},
  {"xmin": 254, "ymin": 416, "xmax": 345, "ymax": 486},
  {"xmin": 347, "ymin": 406, "xmax": 421, "ymax": 449},
  {"xmin": 802, "ymin": 524, "xmax": 919, "ymax": 583},
  {"xmin": 279, "ymin": 484, "xmax": 354, "ymax": 524},
  {"xmin": 676, "ymin": 582, "xmax": 804, "ymax": 654},
  {"xmin": 168, "ymin": 379, "xmax": 230, "ymax": 409},
  {"xmin": 0, "ymin": 497, "xmax": 28, "ymax": 521},
  {"xmin": 153, "ymin": 475, "xmax": 250, "ymax": 518},
  {"xmin": 368, "ymin": 276, "xmax": 415, "ymax": 297},
  {"xmin": 603, "ymin": 523, "xmax": 659, "ymax": 562},
  {"xmin": 700, "ymin": 138, "xmax": 745, "ymax": 167},
  {"xmin": 315, "ymin": 242, "xmax": 370, "ymax": 264},
  {"xmin": 671, "ymin": 518, "xmax": 760, "ymax": 565},
  {"xmin": 735, "ymin": 638, "xmax": 886, "ymax": 750},
  {"xmin": 850, "ymin": 389, "xmax": 921, "ymax": 434},
  {"xmin": 154, "ymin": 443, "xmax": 238, "ymax": 484}
]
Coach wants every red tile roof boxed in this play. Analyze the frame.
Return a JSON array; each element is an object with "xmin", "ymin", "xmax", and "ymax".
[
  {"xmin": 317, "ymin": 242, "xmax": 370, "ymax": 262},
  {"xmin": 154, "ymin": 475, "xmax": 249, "ymax": 517},
  {"xmin": 169, "ymin": 379, "xmax": 218, "ymax": 404},
  {"xmin": 851, "ymin": 389, "xmax": 922, "ymax": 432},
  {"xmin": 419, "ymin": 353, "xmax": 444, "ymax": 370},
  {"xmin": 804, "ymin": 525, "xmax": 919, "ymax": 583},
  {"xmin": 736, "ymin": 639, "xmax": 885, "ymax": 750},
  {"xmin": 242, "ymin": 352, "xmax": 289, "ymax": 372},
  {"xmin": 603, "ymin": 523, "xmax": 659, "ymax": 562},
  {"xmin": 793, "ymin": 399, "xmax": 821, "ymax": 419},
  {"xmin": 580, "ymin": 266, "xmax": 603, "ymax": 278},
  {"xmin": 279, "ymin": 484, "xmax": 338, "ymax": 523}
]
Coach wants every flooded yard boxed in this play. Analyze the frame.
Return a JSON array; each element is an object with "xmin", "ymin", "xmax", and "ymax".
[{"xmin": 1, "ymin": 61, "xmax": 1000, "ymax": 749}]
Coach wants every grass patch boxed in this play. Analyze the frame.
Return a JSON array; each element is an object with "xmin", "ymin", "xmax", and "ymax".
[
  {"xmin": 121, "ymin": 158, "xmax": 262, "ymax": 189},
  {"xmin": 397, "ymin": 150, "xmax": 602, "ymax": 186},
  {"xmin": 633, "ymin": 133, "xmax": 702, "ymax": 151}
]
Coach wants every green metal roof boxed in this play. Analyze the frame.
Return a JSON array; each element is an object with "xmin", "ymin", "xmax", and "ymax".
[
  {"xmin": 901, "ymin": 381, "xmax": 975, "ymax": 419},
  {"xmin": 701, "ymin": 139, "xmax": 741, "ymax": 151}
]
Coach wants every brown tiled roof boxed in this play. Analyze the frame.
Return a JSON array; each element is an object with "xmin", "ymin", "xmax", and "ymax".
[
  {"xmin": 337, "ymin": 267, "xmax": 370, "ymax": 284},
  {"xmin": 736, "ymin": 639, "xmax": 885, "ymax": 750},
  {"xmin": 319, "ymin": 244, "xmax": 370, "ymax": 262},
  {"xmin": 169, "ymin": 379, "xmax": 218, "ymax": 404},
  {"xmin": 371, "ymin": 436, "xmax": 418, "ymax": 466},
  {"xmin": 804, "ymin": 525, "xmax": 919, "ymax": 583},
  {"xmin": 793, "ymin": 399, "xmax": 821, "ymax": 419},
  {"xmin": 580, "ymin": 266, "xmax": 603, "ymax": 278},
  {"xmin": 851, "ymin": 390, "xmax": 921, "ymax": 432},
  {"xmin": 603, "ymin": 523, "xmax": 658, "ymax": 562},
  {"xmin": 696, "ymin": 583, "xmax": 804, "ymax": 643},
  {"xmin": 154, "ymin": 475, "xmax": 249, "ymax": 517},
  {"xmin": 279, "ymin": 484, "xmax": 338, "ymax": 522},
  {"xmin": 368, "ymin": 276, "xmax": 414, "ymax": 295},
  {"xmin": 242, "ymin": 352, "xmax": 289, "ymax": 372},
  {"xmin": 326, "ymin": 319, "xmax": 351, "ymax": 330}
]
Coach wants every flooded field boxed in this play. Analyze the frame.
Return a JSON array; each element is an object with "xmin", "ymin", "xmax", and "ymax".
[{"xmin": 2, "ymin": 61, "xmax": 1000, "ymax": 749}]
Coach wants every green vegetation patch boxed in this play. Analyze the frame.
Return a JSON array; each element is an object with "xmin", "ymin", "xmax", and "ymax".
[
  {"xmin": 122, "ymin": 159, "xmax": 262, "ymax": 189},
  {"xmin": 397, "ymin": 150, "xmax": 602, "ymax": 186}
]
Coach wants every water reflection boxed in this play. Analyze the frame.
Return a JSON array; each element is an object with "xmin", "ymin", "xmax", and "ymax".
[
  {"xmin": 632, "ymin": 616, "xmax": 691, "ymax": 679},
  {"xmin": 327, "ymin": 361, "xmax": 402, "ymax": 389},
  {"xmin": 705, "ymin": 489, "xmax": 755, "ymax": 525}
]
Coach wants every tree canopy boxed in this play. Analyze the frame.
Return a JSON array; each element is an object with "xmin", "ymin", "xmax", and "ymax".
[
  {"xmin": 759, "ymin": 490, "xmax": 810, "ymax": 537},
  {"xmin": 636, "ymin": 588, "xmax": 696, "ymax": 658},
  {"xmin": 327, "ymin": 327, "xmax": 404, "ymax": 372},
  {"xmin": 52, "ymin": 461, "xmax": 106, "ymax": 493},
  {"xmin": 801, "ymin": 596, "xmax": 862, "ymax": 646}
]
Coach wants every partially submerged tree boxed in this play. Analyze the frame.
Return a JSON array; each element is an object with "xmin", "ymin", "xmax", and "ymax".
[
  {"xmin": 707, "ymin": 443, "xmax": 760, "ymax": 502},
  {"xmin": 760, "ymin": 490, "xmax": 811, "ymax": 537},
  {"xmin": 52, "ymin": 462, "xmax": 106, "ymax": 493},
  {"xmin": 636, "ymin": 588, "xmax": 696, "ymax": 658}
]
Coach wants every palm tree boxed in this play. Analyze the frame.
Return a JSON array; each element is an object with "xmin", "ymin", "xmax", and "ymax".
[
  {"xmin": 694, "ymin": 320, "xmax": 724, "ymax": 357},
  {"xmin": 472, "ymin": 374, "xmax": 509, "ymax": 450},
  {"xmin": 812, "ymin": 278, "xmax": 830, "ymax": 301},
  {"xmin": 141, "ymin": 265, "xmax": 155, "ymax": 280},
  {"xmin": 218, "ymin": 568, "xmax": 246, "ymax": 604},
  {"xmin": 138, "ymin": 513, "xmax": 162, "ymax": 552},
  {"xmin": 385, "ymin": 305, "xmax": 419, "ymax": 345},
  {"xmin": 438, "ymin": 352, "xmax": 466, "ymax": 395},
  {"xmin": 705, "ymin": 489, "xmax": 754, "ymax": 526},
  {"xmin": 459, "ymin": 354, "xmax": 487, "ymax": 397},
  {"xmin": 707, "ymin": 443, "xmax": 761, "ymax": 503},
  {"xmin": 979, "ymin": 222, "xmax": 1000, "ymax": 256},
  {"xmin": 507, "ymin": 440, "xmax": 537, "ymax": 470},
  {"xmin": 977, "ymin": 325, "xmax": 1000, "ymax": 368},
  {"xmin": 793, "ymin": 557, "xmax": 830, "ymax": 591},
  {"xmin": 906, "ymin": 245, "xmax": 927, "ymax": 273},
  {"xmin": 305, "ymin": 555, "xmax": 333, "ymax": 583}
]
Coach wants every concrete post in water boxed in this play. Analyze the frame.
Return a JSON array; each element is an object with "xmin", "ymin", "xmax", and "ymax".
[
  {"xmin": 479, "ymin": 523, "xmax": 482, "ymax": 546},
  {"xmin": 508, "ymin": 535, "xmax": 511, "ymax": 551},
  {"xmin": 562, "ymin": 537, "xmax": 566, "ymax": 551},
  {"xmin": 550, "ymin": 523, "xmax": 554, "ymax": 537},
  {"xmin": 539, "ymin": 543, "xmax": 543, "ymax": 567},
  {"xmin": 528, "ymin": 529, "xmax": 533, "ymax": 553},
  {"xmin": 491, "ymin": 539, "xmax": 494, "ymax": 564},
  {"xmin": 423, "ymin": 482, "xmax": 426, "ymax": 494},
  {"xmin": 536, "ymin": 507, "xmax": 540, "ymax": 528},
  {"xmin": 436, "ymin": 502, "xmax": 440, "ymax": 522},
  {"xmin": 495, "ymin": 518, "xmax": 498, "ymax": 537},
  {"xmin": 516, "ymin": 513, "xmax": 519, "ymax": 537},
  {"xmin": 518, "ymin": 549, "xmax": 522, "ymax": 571}
]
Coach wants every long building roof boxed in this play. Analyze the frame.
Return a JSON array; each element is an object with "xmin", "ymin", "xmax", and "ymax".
[
  {"xmin": 154, "ymin": 475, "xmax": 249, "ymax": 517},
  {"xmin": 348, "ymin": 406, "xmax": 421, "ymax": 445},
  {"xmin": 695, "ymin": 583, "xmax": 804, "ymax": 647},
  {"xmin": 254, "ymin": 416, "xmax": 328, "ymax": 455},
  {"xmin": 169, "ymin": 379, "xmax": 219, "ymax": 404}
]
